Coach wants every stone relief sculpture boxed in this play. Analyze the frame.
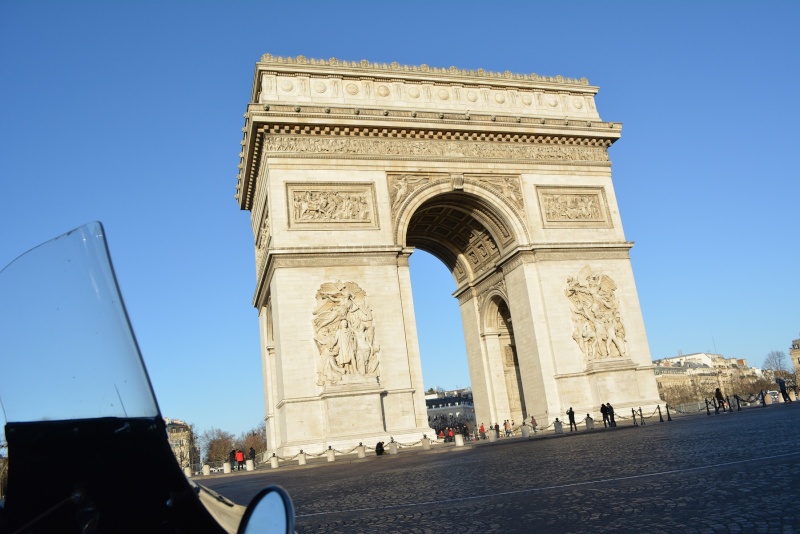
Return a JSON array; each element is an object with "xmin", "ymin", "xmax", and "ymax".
[
  {"xmin": 265, "ymin": 136, "xmax": 609, "ymax": 163},
  {"xmin": 292, "ymin": 190, "xmax": 371, "ymax": 223},
  {"xmin": 543, "ymin": 193, "xmax": 602, "ymax": 221},
  {"xmin": 313, "ymin": 281, "xmax": 380, "ymax": 386},
  {"xmin": 565, "ymin": 266, "xmax": 627, "ymax": 362},
  {"xmin": 388, "ymin": 174, "xmax": 432, "ymax": 218}
]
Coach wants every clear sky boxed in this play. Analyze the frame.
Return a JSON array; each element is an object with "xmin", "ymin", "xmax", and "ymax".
[{"xmin": 2, "ymin": 1, "xmax": 798, "ymax": 439}]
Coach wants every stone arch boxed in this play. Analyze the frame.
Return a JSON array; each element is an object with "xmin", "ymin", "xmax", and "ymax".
[{"xmin": 395, "ymin": 179, "xmax": 528, "ymax": 285}]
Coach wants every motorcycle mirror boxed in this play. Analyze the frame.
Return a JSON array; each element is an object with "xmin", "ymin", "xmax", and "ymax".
[{"xmin": 237, "ymin": 485, "xmax": 295, "ymax": 534}]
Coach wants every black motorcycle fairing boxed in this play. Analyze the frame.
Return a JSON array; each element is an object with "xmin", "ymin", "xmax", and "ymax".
[{"xmin": 3, "ymin": 416, "xmax": 227, "ymax": 533}]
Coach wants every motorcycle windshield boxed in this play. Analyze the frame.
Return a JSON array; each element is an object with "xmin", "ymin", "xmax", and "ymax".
[{"xmin": 0, "ymin": 222, "xmax": 159, "ymax": 427}]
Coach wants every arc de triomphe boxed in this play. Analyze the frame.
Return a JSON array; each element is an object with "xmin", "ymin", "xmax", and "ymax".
[{"xmin": 235, "ymin": 55, "xmax": 660, "ymax": 455}]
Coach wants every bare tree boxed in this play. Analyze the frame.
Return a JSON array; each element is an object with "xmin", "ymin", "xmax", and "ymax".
[
  {"xmin": 199, "ymin": 427, "xmax": 234, "ymax": 464},
  {"xmin": 763, "ymin": 350, "xmax": 790, "ymax": 374},
  {"xmin": 235, "ymin": 421, "xmax": 268, "ymax": 461}
]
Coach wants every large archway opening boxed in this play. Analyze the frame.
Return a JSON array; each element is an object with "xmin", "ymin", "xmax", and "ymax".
[{"xmin": 403, "ymin": 190, "xmax": 528, "ymax": 429}]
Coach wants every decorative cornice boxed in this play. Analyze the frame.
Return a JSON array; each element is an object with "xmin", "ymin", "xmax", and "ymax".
[{"xmin": 259, "ymin": 54, "xmax": 590, "ymax": 86}]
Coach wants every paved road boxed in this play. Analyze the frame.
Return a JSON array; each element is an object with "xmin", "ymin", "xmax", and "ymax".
[{"xmin": 202, "ymin": 404, "xmax": 800, "ymax": 533}]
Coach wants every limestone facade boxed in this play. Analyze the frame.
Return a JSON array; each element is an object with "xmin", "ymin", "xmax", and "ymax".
[{"xmin": 235, "ymin": 55, "xmax": 661, "ymax": 456}]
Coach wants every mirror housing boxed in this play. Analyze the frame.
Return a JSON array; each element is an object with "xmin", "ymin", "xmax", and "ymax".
[{"xmin": 237, "ymin": 485, "xmax": 295, "ymax": 534}]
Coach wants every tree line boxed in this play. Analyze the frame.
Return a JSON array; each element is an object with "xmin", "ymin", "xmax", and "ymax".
[{"xmin": 198, "ymin": 421, "xmax": 268, "ymax": 464}]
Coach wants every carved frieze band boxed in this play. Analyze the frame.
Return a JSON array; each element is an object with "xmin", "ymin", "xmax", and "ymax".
[
  {"xmin": 263, "ymin": 136, "xmax": 609, "ymax": 164},
  {"xmin": 537, "ymin": 186, "xmax": 612, "ymax": 228},
  {"xmin": 287, "ymin": 182, "xmax": 378, "ymax": 229}
]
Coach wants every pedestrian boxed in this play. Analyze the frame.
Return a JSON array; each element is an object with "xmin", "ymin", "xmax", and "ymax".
[
  {"xmin": 229, "ymin": 449, "xmax": 236, "ymax": 468},
  {"xmin": 776, "ymin": 378, "xmax": 792, "ymax": 402},
  {"xmin": 448, "ymin": 427, "xmax": 455, "ymax": 442},
  {"xmin": 607, "ymin": 403, "xmax": 616, "ymax": 427},
  {"xmin": 714, "ymin": 387, "xmax": 727, "ymax": 411},
  {"xmin": 600, "ymin": 403, "xmax": 609, "ymax": 428},
  {"xmin": 479, "ymin": 423, "xmax": 486, "ymax": 440},
  {"xmin": 567, "ymin": 407, "xmax": 577, "ymax": 431},
  {"xmin": 530, "ymin": 415, "xmax": 537, "ymax": 434},
  {"xmin": 248, "ymin": 446, "xmax": 256, "ymax": 466},
  {"xmin": 375, "ymin": 441, "xmax": 385, "ymax": 455},
  {"xmin": 504, "ymin": 420, "xmax": 511, "ymax": 437},
  {"xmin": 494, "ymin": 422, "xmax": 500, "ymax": 439},
  {"xmin": 235, "ymin": 449, "xmax": 245, "ymax": 471}
]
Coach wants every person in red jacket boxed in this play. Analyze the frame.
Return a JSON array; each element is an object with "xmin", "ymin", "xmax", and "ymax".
[{"xmin": 235, "ymin": 449, "xmax": 245, "ymax": 471}]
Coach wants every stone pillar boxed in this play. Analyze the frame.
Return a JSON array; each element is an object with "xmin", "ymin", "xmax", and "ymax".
[
  {"xmin": 223, "ymin": 462, "xmax": 231, "ymax": 474},
  {"xmin": 554, "ymin": 420, "xmax": 563, "ymax": 434},
  {"xmin": 298, "ymin": 452, "xmax": 307, "ymax": 465},
  {"xmin": 585, "ymin": 416, "xmax": 595, "ymax": 430},
  {"xmin": 790, "ymin": 390, "xmax": 797, "ymax": 402},
  {"xmin": 202, "ymin": 464, "xmax": 211, "ymax": 476},
  {"xmin": 764, "ymin": 393, "xmax": 772, "ymax": 405},
  {"xmin": 246, "ymin": 459, "xmax": 255, "ymax": 471},
  {"xmin": 183, "ymin": 466, "xmax": 192, "ymax": 478},
  {"xmin": 357, "ymin": 445, "xmax": 366, "ymax": 458},
  {"xmin": 454, "ymin": 434, "xmax": 464, "ymax": 447},
  {"xmin": 326, "ymin": 449, "xmax": 336, "ymax": 462},
  {"xmin": 777, "ymin": 392, "xmax": 785, "ymax": 403},
  {"xmin": 521, "ymin": 425, "xmax": 530, "ymax": 438},
  {"xmin": 269, "ymin": 455, "xmax": 279, "ymax": 469},
  {"xmin": 488, "ymin": 430, "xmax": 497, "ymax": 442},
  {"xmin": 421, "ymin": 437, "xmax": 431, "ymax": 450}
]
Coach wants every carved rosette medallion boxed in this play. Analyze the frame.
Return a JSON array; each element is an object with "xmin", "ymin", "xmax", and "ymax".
[
  {"xmin": 565, "ymin": 266, "xmax": 627, "ymax": 363},
  {"xmin": 287, "ymin": 183, "xmax": 378, "ymax": 229},
  {"xmin": 537, "ymin": 187, "xmax": 612, "ymax": 228},
  {"xmin": 313, "ymin": 281, "xmax": 380, "ymax": 386}
]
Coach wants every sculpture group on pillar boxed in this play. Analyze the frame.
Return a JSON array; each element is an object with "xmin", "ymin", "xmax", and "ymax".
[
  {"xmin": 314, "ymin": 281, "xmax": 380, "ymax": 386},
  {"xmin": 565, "ymin": 265, "xmax": 628, "ymax": 363}
]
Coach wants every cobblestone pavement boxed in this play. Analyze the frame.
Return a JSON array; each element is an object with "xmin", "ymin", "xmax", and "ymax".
[{"xmin": 202, "ymin": 404, "xmax": 800, "ymax": 533}]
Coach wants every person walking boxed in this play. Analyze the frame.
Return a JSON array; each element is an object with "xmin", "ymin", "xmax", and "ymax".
[
  {"xmin": 235, "ymin": 449, "xmax": 245, "ymax": 471},
  {"xmin": 567, "ymin": 407, "xmax": 577, "ymax": 432},
  {"xmin": 530, "ymin": 415, "xmax": 537, "ymax": 434},
  {"xmin": 600, "ymin": 403, "xmax": 609, "ymax": 428},
  {"xmin": 479, "ymin": 423, "xmax": 486, "ymax": 440},
  {"xmin": 606, "ymin": 403, "xmax": 616, "ymax": 427}
]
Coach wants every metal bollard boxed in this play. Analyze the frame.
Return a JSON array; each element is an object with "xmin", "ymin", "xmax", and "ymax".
[
  {"xmin": 357, "ymin": 444, "xmax": 366, "ymax": 458},
  {"xmin": 223, "ymin": 461, "xmax": 231, "ymax": 474},
  {"xmin": 666, "ymin": 404, "xmax": 672, "ymax": 421},
  {"xmin": 639, "ymin": 408, "xmax": 645, "ymax": 425},
  {"xmin": 326, "ymin": 447, "xmax": 336, "ymax": 462},
  {"xmin": 705, "ymin": 399, "xmax": 711, "ymax": 415},
  {"xmin": 454, "ymin": 434, "xmax": 464, "ymax": 447},
  {"xmin": 631, "ymin": 408, "xmax": 638, "ymax": 426},
  {"xmin": 421, "ymin": 437, "xmax": 431, "ymax": 450},
  {"xmin": 658, "ymin": 405, "xmax": 664, "ymax": 422},
  {"xmin": 246, "ymin": 459, "xmax": 254, "ymax": 471},
  {"xmin": 270, "ymin": 454, "xmax": 279, "ymax": 469},
  {"xmin": 202, "ymin": 464, "xmax": 211, "ymax": 476},
  {"xmin": 298, "ymin": 451, "xmax": 307, "ymax": 466}
]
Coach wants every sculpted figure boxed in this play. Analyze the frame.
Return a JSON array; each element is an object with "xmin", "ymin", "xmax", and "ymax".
[
  {"xmin": 565, "ymin": 266, "xmax": 627, "ymax": 363},
  {"xmin": 313, "ymin": 281, "xmax": 380, "ymax": 385}
]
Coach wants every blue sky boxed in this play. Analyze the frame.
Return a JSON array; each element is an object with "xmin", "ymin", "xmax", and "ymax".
[{"xmin": 2, "ymin": 1, "xmax": 798, "ymax": 438}]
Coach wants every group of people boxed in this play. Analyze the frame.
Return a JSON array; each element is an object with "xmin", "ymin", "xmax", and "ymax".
[
  {"xmin": 599, "ymin": 403, "xmax": 617, "ymax": 427},
  {"xmin": 477, "ymin": 419, "xmax": 530, "ymax": 439},
  {"xmin": 435, "ymin": 422, "xmax": 472, "ymax": 443},
  {"xmin": 229, "ymin": 447, "xmax": 257, "ymax": 471}
]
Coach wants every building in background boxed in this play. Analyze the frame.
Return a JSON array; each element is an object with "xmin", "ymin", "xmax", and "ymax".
[
  {"xmin": 653, "ymin": 353, "xmax": 768, "ymax": 404},
  {"xmin": 165, "ymin": 418, "xmax": 198, "ymax": 469},
  {"xmin": 791, "ymin": 339, "xmax": 800, "ymax": 377},
  {"xmin": 426, "ymin": 388, "xmax": 475, "ymax": 431}
]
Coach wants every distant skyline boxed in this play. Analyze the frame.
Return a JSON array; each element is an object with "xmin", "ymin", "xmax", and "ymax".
[{"xmin": 2, "ymin": 1, "xmax": 798, "ymax": 438}]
